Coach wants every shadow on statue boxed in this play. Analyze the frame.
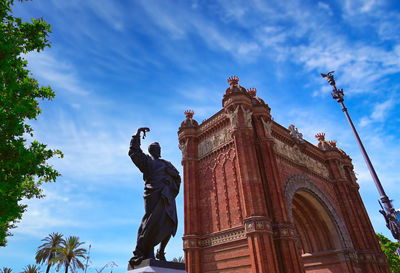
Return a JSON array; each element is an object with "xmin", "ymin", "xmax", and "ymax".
[{"xmin": 128, "ymin": 127, "xmax": 181, "ymax": 269}]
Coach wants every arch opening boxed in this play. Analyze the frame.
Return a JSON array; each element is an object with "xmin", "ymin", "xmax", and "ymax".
[{"xmin": 285, "ymin": 175, "xmax": 354, "ymax": 273}]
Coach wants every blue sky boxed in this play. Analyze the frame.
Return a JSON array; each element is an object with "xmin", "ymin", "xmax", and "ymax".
[{"xmin": 2, "ymin": 0, "xmax": 400, "ymax": 272}]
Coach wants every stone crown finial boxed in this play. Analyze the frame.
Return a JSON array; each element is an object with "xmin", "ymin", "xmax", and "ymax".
[
  {"xmin": 184, "ymin": 110, "xmax": 194, "ymax": 119},
  {"xmin": 227, "ymin": 75, "xmax": 239, "ymax": 86},
  {"xmin": 315, "ymin": 132, "xmax": 325, "ymax": 141},
  {"xmin": 247, "ymin": 88, "xmax": 257, "ymax": 97}
]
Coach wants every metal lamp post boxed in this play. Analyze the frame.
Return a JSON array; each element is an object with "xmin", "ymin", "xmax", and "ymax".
[{"xmin": 321, "ymin": 71, "xmax": 400, "ymax": 243}]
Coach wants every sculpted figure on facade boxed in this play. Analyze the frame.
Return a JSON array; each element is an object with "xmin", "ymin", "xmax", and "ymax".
[
  {"xmin": 242, "ymin": 106, "xmax": 253, "ymax": 127},
  {"xmin": 226, "ymin": 105, "xmax": 240, "ymax": 129},
  {"xmin": 288, "ymin": 124, "xmax": 305, "ymax": 144},
  {"xmin": 261, "ymin": 117, "xmax": 273, "ymax": 137},
  {"xmin": 179, "ymin": 138, "xmax": 189, "ymax": 159}
]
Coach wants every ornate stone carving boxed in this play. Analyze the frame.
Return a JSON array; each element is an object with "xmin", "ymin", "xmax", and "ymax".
[
  {"xmin": 226, "ymin": 105, "xmax": 240, "ymax": 128},
  {"xmin": 179, "ymin": 138, "xmax": 189, "ymax": 158},
  {"xmin": 198, "ymin": 228, "xmax": 246, "ymax": 247},
  {"xmin": 226, "ymin": 105, "xmax": 253, "ymax": 129},
  {"xmin": 199, "ymin": 110, "xmax": 225, "ymax": 132},
  {"xmin": 198, "ymin": 127, "xmax": 232, "ymax": 158},
  {"xmin": 273, "ymin": 138, "xmax": 330, "ymax": 178},
  {"xmin": 261, "ymin": 117, "xmax": 273, "ymax": 137},
  {"xmin": 243, "ymin": 106, "xmax": 253, "ymax": 127},
  {"xmin": 288, "ymin": 124, "xmax": 305, "ymax": 144}
]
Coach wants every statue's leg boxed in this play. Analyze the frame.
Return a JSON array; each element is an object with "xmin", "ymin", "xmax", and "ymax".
[{"xmin": 156, "ymin": 234, "xmax": 171, "ymax": 261}]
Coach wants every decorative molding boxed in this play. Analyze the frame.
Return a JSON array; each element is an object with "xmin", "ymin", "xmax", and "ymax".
[
  {"xmin": 284, "ymin": 174, "xmax": 354, "ymax": 250},
  {"xmin": 244, "ymin": 218, "xmax": 273, "ymax": 234},
  {"xmin": 272, "ymin": 223, "xmax": 297, "ymax": 239},
  {"xmin": 198, "ymin": 228, "xmax": 246, "ymax": 247},
  {"xmin": 198, "ymin": 126, "xmax": 232, "ymax": 158},
  {"xmin": 199, "ymin": 110, "xmax": 226, "ymax": 132},
  {"xmin": 273, "ymin": 138, "xmax": 330, "ymax": 179}
]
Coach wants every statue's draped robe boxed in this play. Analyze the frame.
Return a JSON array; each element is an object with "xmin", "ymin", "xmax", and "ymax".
[{"xmin": 129, "ymin": 134, "xmax": 181, "ymax": 258}]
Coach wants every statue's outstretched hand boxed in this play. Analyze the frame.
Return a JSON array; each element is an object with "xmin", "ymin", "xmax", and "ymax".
[{"xmin": 136, "ymin": 127, "xmax": 150, "ymax": 139}]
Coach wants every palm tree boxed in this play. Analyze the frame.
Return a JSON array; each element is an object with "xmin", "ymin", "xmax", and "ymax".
[
  {"xmin": 35, "ymin": 232, "xmax": 64, "ymax": 273},
  {"xmin": 20, "ymin": 265, "xmax": 40, "ymax": 273},
  {"xmin": 172, "ymin": 256, "xmax": 184, "ymax": 263},
  {"xmin": 1, "ymin": 267, "xmax": 13, "ymax": 273},
  {"xmin": 52, "ymin": 236, "xmax": 87, "ymax": 273}
]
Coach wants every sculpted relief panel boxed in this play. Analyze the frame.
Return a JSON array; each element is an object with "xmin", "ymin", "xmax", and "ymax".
[
  {"xmin": 198, "ymin": 126, "xmax": 233, "ymax": 158},
  {"xmin": 274, "ymin": 138, "xmax": 330, "ymax": 179}
]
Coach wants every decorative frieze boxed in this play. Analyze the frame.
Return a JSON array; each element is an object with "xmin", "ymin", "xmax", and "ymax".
[
  {"xmin": 198, "ymin": 126, "xmax": 233, "ymax": 158},
  {"xmin": 199, "ymin": 110, "xmax": 226, "ymax": 132},
  {"xmin": 271, "ymin": 223, "xmax": 298, "ymax": 240},
  {"xmin": 273, "ymin": 138, "xmax": 330, "ymax": 179},
  {"xmin": 244, "ymin": 218, "xmax": 273, "ymax": 234},
  {"xmin": 198, "ymin": 228, "xmax": 246, "ymax": 247}
]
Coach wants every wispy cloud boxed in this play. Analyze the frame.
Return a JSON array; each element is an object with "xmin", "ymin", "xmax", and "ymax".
[
  {"xmin": 26, "ymin": 51, "xmax": 90, "ymax": 96},
  {"xmin": 359, "ymin": 97, "xmax": 397, "ymax": 127}
]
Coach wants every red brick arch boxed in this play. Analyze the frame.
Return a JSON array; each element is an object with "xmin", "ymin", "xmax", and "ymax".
[{"xmin": 284, "ymin": 174, "xmax": 354, "ymax": 251}]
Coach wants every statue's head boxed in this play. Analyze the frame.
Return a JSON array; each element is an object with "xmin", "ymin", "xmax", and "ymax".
[{"xmin": 148, "ymin": 142, "xmax": 161, "ymax": 159}]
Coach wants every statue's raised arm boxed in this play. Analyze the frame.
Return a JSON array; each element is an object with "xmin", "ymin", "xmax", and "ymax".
[{"xmin": 129, "ymin": 127, "xmax": 151, "ymax": 174}]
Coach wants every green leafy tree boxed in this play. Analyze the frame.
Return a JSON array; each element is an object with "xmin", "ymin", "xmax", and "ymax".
[
  {"xmin": 20, "ymin": 265, "xmax": 40, "ymax": 273},
  {"xmin": 0, "ymin": 0, "xmax": 63, "ymax": 246},
  {"xmin": 377, "ymin": 233, "xmax": 400, "ymax": 273},
  {"xmin": 52, "ymin": 236, "xmax": 87, "ymax": 273},
  {"xmin": 35, "ymin": 232, "xmax": 64, "ymax": 273},
  {"xmin": 1, "ymin": 267, "xmax": 13, "ymax": 273}
]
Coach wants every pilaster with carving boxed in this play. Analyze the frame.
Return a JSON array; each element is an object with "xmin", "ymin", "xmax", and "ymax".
[
  {"xmin": 178, "ymin": 110, "xmax": 201, "ymax": 273},
  {"xmin": 251, "ymin": 97, "xmax": 305, "ymax": 273}
]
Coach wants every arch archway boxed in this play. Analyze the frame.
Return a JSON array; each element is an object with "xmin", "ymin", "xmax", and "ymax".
[{"xmin": 285, "ymin": 175, "xmax": 354, "ymax": 272}]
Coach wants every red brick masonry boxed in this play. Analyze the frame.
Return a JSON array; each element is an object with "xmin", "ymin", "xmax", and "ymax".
[{"xmin": 178, "ymin": 78, "xmax": 390, "ymax": 273}]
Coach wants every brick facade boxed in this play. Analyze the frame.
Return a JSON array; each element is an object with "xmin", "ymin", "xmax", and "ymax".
[{"xmin": 177, "ymin": 77, "xmax": 390, "ymax": 273}]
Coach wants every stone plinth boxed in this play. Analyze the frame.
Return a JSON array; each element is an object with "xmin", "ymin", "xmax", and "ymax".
[{"xmin": 127, "ymin": 259, "xmax": 186, "ymax": 273}]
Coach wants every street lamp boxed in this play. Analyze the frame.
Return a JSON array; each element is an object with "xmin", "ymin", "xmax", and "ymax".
[{"xmin": 321, "ymin": 71, "xmax": 400, "ymax": 244}]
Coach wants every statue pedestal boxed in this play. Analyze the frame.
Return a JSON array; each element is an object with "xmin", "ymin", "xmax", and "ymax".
[{"xmin": 127, "ymin": 259, "xmax": 186, "ymax": 273}]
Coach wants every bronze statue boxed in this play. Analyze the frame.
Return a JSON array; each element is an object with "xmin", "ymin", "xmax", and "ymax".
[{"xmin": 128, "ymin": 127, "xmax": 181, "ymax": 268}]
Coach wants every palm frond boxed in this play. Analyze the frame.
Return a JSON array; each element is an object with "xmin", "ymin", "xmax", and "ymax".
[
  {"xmin": 51, "ymin": 236, "xmax": 87, "ymax": 273},
  {"xmin": 20, "ymin": 265, "xmax": 41, "ymax": 273},
  {"xmin": 1, "ymin": 267, "xmax": 13, "ymax": 273}
]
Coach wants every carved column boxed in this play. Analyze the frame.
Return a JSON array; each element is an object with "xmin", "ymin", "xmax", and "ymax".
[
  {"xmin": 223, "ymin": 85, "xmax": 274, "ymax": 272},
  {"xmin": 252, "ymin": 102, "xmax": 304, "ymax": 273},
  {"xmin": 178, "ymin": 111, "xmax": 201, "ymax": 273}
]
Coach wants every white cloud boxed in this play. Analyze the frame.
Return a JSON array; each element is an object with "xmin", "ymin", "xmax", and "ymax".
[
  {"xmin": 26, "ymin": 51, "xmax": 90, "ymax": 96},
  {"xmin": 317, "ymin": 2, "xmax": 333, "ymax": 16},
  {"xmin": 359, "ymin": 98, "xmax": 396, "ymax": 127},
  {"xmin": 86, "ymin": 0, "xmax": 124, "ymax": 31},
  {"xmin": 371, "ymin": 98, "xmax": 396, "ymax": 121}
]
